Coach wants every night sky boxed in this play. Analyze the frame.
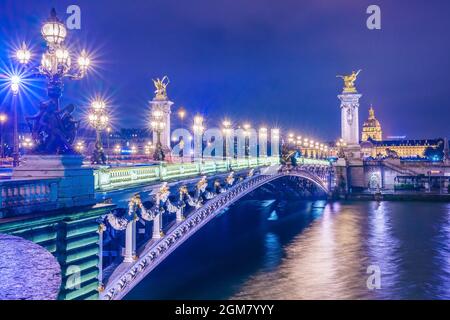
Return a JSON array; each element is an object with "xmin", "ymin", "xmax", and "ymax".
[{"xmin": 0, "ymin": 0, "xmax": 449, "ymax": 140}]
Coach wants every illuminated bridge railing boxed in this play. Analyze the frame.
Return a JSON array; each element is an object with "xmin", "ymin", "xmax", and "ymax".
[
  {"xmin": 298, "ymin": 158, "xmax": 330, "ymax": 166},
  {"xmin": 94, "ymin": 157, "xmax": 280, "ymax": 191}
]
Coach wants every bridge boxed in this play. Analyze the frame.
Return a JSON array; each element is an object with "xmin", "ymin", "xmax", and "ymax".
[
  {"xmin": 0, "ymin": 154, "xmax": 332, "ymax": 300},
  {"xmin": 98, "ymin": 159, "xmax": 332, "ymax": 300}
]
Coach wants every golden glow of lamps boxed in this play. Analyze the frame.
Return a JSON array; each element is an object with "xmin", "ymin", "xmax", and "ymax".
[
  {"xmin": 0, "ymin": 113, "xmax": 6, "ymax": 158},
  {"xmin": 17, "ymin": 9, "xmax": 91, "ymax": 80},
  {"xmin": 193, "ymin": 115, "xmax": 204, "ymax": 132},
  {"xmin": 222, "ymin": 119, "xmax": 232, "ymax": 160},
  {"xmin": 151, "ymin": 109, "xmax": 166, "ymax": 161},
  {"xmin": 16, "ymin": 42, "xmax": 31, "ymax": 64},
  {"xmin": 272, "ymin": 129, "xmax": 280, "ymax": 138},
  {"xmin": 41, "ymin": 8, "xmax": 67, "ymax": 46},
  {"xmin": 243, "ymin": 123, "xmax": 251, "ymax": 135},
  {"xmin": 88, "ymin": 99, "xmax": 109, "ymax": 164},
  {"xmin": 222, "ymin": 119, "xmax": 232, "ymax": 136},
  {"xmin": 75, "ymin": 141, "xmax": 85, "ymax": 152},
  {"xmin": 10, "ymin": 75, "xmax": 21, "ymax": 95},
  {"xmin": 193, "ymin": 115, "xmax": 204, "ymax": 161},
  {"xmin": 144, "ymin": 141, "xmax": 153, "ymax": 155},
  {"xmin": 21, "ymin": 137, "xmax": 34, "ymax": 149},
  {"xmin": 178, "ymin": 108, "xmax": 186, "ymax": 120}
]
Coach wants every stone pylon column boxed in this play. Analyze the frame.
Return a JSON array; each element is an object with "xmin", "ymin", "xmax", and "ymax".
[
  {"xmin": 338, "ymin": 93, "xmax": 362, "ymax": 146},
  {"xmin": 150, "ymin": 99, "xmax": 173, "ymax": 152}
]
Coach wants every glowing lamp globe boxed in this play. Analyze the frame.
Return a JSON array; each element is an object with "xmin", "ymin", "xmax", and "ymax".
[
  {"xmin": 41, "ymin": 9, "xmax": 67, "ymax": 46},
  {"xmin": 77, "ymin": 50, "xmax": 90, "ymax": 71},
  {"xmin": 10, "ymin": 75, "xmax": 21, "ymax": 95},
  {"xmin": 92, "ymin": 100, "xmax": 105, "ymax": 110},
  {"xmin": 55, "ymin": 48, "xmax": 71, "ymax": 65},
  {"xmin": 16, "ymin": 43, "xmax": 31, "ymax": 64}
]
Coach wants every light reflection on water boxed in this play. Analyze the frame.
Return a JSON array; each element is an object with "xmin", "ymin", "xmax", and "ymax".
[{"xmin": 126, "ymin": 200, "xmax": 450, "ymax": 300}]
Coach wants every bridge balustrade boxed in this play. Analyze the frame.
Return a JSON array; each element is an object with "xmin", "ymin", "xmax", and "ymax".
[
  {"xmin": 94, "ymin": 157, "xmax": 280, "ymax": 191},
  {"xmin": 0, "ymin": 178, "xmax": 60, "ymax": 217}
]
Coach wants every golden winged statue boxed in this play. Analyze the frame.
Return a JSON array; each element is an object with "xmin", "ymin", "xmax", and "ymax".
[
  {"xmin": 336, "ymin": 69, "xmax": 361, "ymax": 93},
  {"xmin": 152, "ymin": 76, "xmax": 170, "ymax": 100}
]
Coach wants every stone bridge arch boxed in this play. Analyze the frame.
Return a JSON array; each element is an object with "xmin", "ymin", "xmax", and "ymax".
[{"xmin": 101, "ymin": 165, "xmax": 332, "ymax": 300}]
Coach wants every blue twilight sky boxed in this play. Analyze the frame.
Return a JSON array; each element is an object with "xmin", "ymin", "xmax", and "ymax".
[{"xmin": 0, "ymin": 0, "xmax": 449, "ymax": 140}]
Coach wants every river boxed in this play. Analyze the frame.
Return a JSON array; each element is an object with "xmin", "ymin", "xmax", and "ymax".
[{"xmin": 125, "ymin": 199, "xmax": 450, "ymax": 300}]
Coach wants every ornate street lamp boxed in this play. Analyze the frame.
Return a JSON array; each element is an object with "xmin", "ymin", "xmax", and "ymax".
[
  {"xmin": 222, "ymin": 119, "xmax": 232, "ymax": 160},
  {"xmin": 10, "ymin": 8, "xmax": 91, "ymax": 156},
  {"xmin": 75, "ymin": 141, "xmax": 85, "ymax": 153},
  {"xmin": 193, "ymin": 115, "xmax": 204, "ymax": 162},
  {"xmin": 0, "ymin": 113, "xmax": 6, "ymax": 158},
  {"xmin": 9, "ymin": 75, "xmax": 21, "ymax": 166},
  {"xmin": 243, "ymin": 123, "xmax": 251, "ymax": 158},
  {"xmin": 151, "ymin": 110, "xmax": 166, "ymax": 161},
  {"xmin": 177, "ymin": 108, "xmax": 186, "ymax": 128},
  {"xmin": 106, "ymin": 127, "xmax": 111, "ymax": 156},
  {"xmin": 88, "ymin": 100, "xmax": 109, "ymax": 165},
  {"xmin": 336, "ymin": 138, "xmax": 347, "ymax": 158}
]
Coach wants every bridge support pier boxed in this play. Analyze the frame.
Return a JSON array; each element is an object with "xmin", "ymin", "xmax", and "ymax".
[
  {"xmin": 152, "ymin": 213, "xmax": 163, "ymax": 239},
  {"xmin": 123, "ymin": 220, "xmax": 137, "ymax": 263}
]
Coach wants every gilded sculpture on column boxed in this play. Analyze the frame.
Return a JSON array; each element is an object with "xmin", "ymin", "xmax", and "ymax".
[
  {"xmin": 336, "ymin": 69, "xmax": 361, "ymax": 93},
  {"xmin": 152, "ymin": 76, "xmax": 170, "ymax": 100}
]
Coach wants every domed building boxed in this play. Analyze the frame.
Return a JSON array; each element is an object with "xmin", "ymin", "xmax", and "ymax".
[
  {"xmin": 359, "ymin": 105, "xmax": 443, "ymax": 159},
  {"xmin": 361, "ymin": 106, "xmax": 383, "ymax": 142}
]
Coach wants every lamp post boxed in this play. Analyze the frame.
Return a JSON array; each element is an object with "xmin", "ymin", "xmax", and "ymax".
[
  {"xmin": 193, "ymin": 115, "xmax": 204, "ymax": 162},
  {"xmin": 75, "ymin": 141, "xmax": 85, "ymax": 153},
  {"xmin": 243, "ymin": 123, "xmax": 251, "ymax": 158},
  {"xmin": 106, "ymin": 127, "xmax": 111, "ymax": 157},
  {"xmin": 336, "ymin": 138, "xmax": 347, "ymax": 158},
  {"xmin": 151, "ymin": 110, "xmax": 165, "ymax": 161},
  {"xmin": 259, "ymin": 127, "xmax": 268, "ymax": 158},
  {"xmin": 288, "ymin": 133, "xmax": 295, "ymax": 146},
  {"xmin": 9, "ymin": 9, "xmax": 91, "ymax": 155},
  {"xmin": 88, "ymin": 100, "xmax": 109, "ymax": 165},
  {"xmin": 222, "ymin": 119, "xmax": 232, "ymax": 160},
  {"xmin": 15, "ymin": 9, "xmax": 90, "ymax": 108},
  {"xmin": 0, "ymin": 113, "xmax": 7, "ymax": 159},
  {"xmin": 177, "ymin": 108, "xmax": 186, "ymax": 128},
  {"xmin": 10, "ymin": 76, "xmax": 20, "ymax": 167}
]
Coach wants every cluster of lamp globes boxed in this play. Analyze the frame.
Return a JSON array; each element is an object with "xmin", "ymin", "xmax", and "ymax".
[
  {"xmin": 288, "ymin": 133, "xmax": 329, "ymax": 153},
  {"xmin": 220, "ymin": 119, "xmax": 277, "ymax": 138},
  {"xmin": 336, "ymin": 138, "xmax": 347, "ymax": 148},
  {"xmin": 151, "ymin": 110, "xmax": 165, "ymax": 131},
  {"xmin": 9, "ymin": 9, "xmax": 91, "ymax": 94},
  {"xmin": 88, "ymin": 100, "xmax": 109, "ymax": 130}
]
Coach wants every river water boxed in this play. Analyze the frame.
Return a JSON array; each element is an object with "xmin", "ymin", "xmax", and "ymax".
[{"xmin": 125, "ymin": 199, "xmax": 450, "ymax": 300}]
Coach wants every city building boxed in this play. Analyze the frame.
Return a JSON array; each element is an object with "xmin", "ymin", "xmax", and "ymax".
[
  {"xmin": 361, "ymin": 106, "xmax": 383, "ymax": 141},
  {"xmin": 361, "ymin": 138, "xmax": 443, "ymax": 159},
  {"xmin": 359, "ymin": 106, "xmax": 443, "ymax": 159}
]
